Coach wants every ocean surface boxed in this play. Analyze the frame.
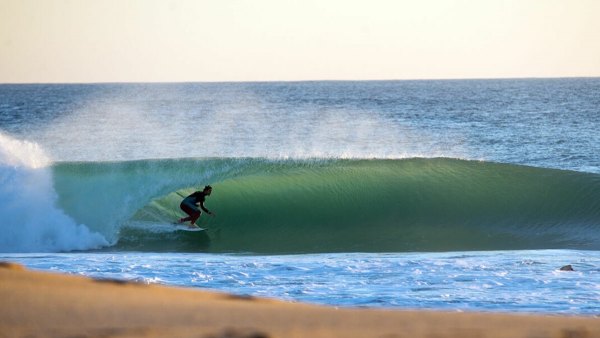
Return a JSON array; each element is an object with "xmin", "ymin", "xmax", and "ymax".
[{"xmin": 1, "ymin": 79, "xmax": 599, "ymax": 314}]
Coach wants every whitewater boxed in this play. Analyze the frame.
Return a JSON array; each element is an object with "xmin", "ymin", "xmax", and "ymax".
[{"xmin": 1, "ymin": 79, "xmax": 599, "ymax": 314}]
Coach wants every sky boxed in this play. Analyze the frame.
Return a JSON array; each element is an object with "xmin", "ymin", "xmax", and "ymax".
[{"xmin": 1, "ymin": 0, "xmax": 599, "ymax": 83}]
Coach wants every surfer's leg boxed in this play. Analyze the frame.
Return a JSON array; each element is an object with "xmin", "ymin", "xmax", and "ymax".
[
  {"xmin": 179, "ymin": 202, "xmax": 200, "ymax": 224},
  {"xmin": 189, "ymin": 211, "xmax": 201, "ymax": 225},
  {"xmin": 179, "ymin": 204, "xmax": 191, "ymax": 223}
]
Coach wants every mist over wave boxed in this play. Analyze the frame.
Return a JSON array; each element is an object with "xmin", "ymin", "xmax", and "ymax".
[{"xmin": 21, "ymin": 82, "xmax": 470, "ymax": 161}]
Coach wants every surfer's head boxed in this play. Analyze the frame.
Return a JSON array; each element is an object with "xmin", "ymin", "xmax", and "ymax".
[{"xmin": 204, "ymin": 185, "xmax": 213, "ymax": 195}]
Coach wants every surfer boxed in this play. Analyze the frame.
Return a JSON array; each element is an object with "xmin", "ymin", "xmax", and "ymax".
[{"xmin": 178, "ymin": 185, "xmax": 215, "ymax": 228}]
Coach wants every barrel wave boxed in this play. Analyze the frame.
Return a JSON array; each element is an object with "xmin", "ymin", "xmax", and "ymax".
[{"xmin": 51, "ymin": 158, "xmax": 600, "ymax": 253}]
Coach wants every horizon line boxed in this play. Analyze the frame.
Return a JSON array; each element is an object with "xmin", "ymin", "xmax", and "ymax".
[{"xmin": 1, "ymin": 75, "xmax": 599, "ymax": 86}]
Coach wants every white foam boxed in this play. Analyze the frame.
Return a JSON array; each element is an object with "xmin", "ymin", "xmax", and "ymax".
[
  {"xmin": 0, "ymin": 133, "xmax": 50, "ymax": 168},
  {"xmin": 124, "ymin": 221, "xmax": 189, "ymax": 233},
  {"xmin": 0, "ymin": 133, "xmax": 109, "ymax": 252}
]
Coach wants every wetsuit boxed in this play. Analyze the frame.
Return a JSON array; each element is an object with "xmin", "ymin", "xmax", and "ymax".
[{"xmin": 179, "ymin": 191, "xmax": 211, "ymax": 224}]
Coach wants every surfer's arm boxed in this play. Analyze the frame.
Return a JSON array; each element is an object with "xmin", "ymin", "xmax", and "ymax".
[{"xmin": 199, "ymin": 202, "xmax": 214, "ymax": 216}]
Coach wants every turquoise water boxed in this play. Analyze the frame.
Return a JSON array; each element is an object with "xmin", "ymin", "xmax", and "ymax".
[
  {"xmin": 1, "ymin": 79, "xmax": 599, "ymax": 314},
  {"xmin": 53, "ymin": 158, "xmax": 600, "ymax": 253}
]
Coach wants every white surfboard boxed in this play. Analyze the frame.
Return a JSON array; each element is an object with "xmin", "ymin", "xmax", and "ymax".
[{"xmin": 172, "ymin": 224, "xmax": 205, "ymax": 232}]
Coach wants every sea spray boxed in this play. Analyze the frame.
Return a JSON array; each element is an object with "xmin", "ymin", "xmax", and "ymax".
[{"xmin": 0, "ymin": 133, "xmax": 108, "ymax": 252}]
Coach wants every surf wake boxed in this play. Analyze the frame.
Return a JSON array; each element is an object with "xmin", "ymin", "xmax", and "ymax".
[{"xmin": 43, "ymin": 157, "xmax": 600, "ymax": 253}]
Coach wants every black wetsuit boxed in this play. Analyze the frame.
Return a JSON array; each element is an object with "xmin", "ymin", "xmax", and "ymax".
[
  {"xmin": 179, "ymin": 190, "xmax": 213, "ymax": 226},
  {"xmin": 181, "ymin": 191, "xmax": 211, "ymax": 215}
]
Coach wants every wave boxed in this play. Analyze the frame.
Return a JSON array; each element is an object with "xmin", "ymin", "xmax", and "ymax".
[
  {"xmin": 41, "ymin": 157, "xmax": 600, "ymax": 253},
  {"xmin": 1, "ymin": 130, "xmax": 598, "ymax": 254}
]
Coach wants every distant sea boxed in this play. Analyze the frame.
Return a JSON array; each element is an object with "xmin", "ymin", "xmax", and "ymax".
[{"xmin": 1, "ymin": 79, "xmax": 599, "ymax": 314}]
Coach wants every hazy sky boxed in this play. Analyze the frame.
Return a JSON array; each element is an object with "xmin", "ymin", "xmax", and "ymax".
[{"xmin": 1, "ymin": 0, "xmax": 599, "ymax": 83}]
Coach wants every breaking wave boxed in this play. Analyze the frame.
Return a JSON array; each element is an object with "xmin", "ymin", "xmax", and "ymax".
[{"xmin": 44, "ymin": 157, "xmax": 600, "ymax": 253}]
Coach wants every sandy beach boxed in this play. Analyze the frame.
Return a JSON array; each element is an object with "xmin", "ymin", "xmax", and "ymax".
[{"xmin": 1, "ymin": 262, "xmax": 597, "ymax": 338}]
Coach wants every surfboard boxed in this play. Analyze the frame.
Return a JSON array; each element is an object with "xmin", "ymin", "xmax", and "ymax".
[{"xmin": 172, "ymin": 224, "xmax": 205, "ymax": 232}]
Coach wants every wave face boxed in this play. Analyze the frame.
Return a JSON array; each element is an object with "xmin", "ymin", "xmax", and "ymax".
[{"xmin": 46, "ymin": 157, "xmax": 600, "ymax": 253}]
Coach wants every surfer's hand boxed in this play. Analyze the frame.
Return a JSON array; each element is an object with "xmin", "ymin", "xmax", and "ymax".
[{"xmin": 210, "ymin": 211, "xmax": 216, "ymax": 217}]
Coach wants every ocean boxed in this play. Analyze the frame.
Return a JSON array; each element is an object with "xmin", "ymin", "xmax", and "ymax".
[{"xmin": 1, "ymin": 79, "xmax": 599, "ymax": 314}]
